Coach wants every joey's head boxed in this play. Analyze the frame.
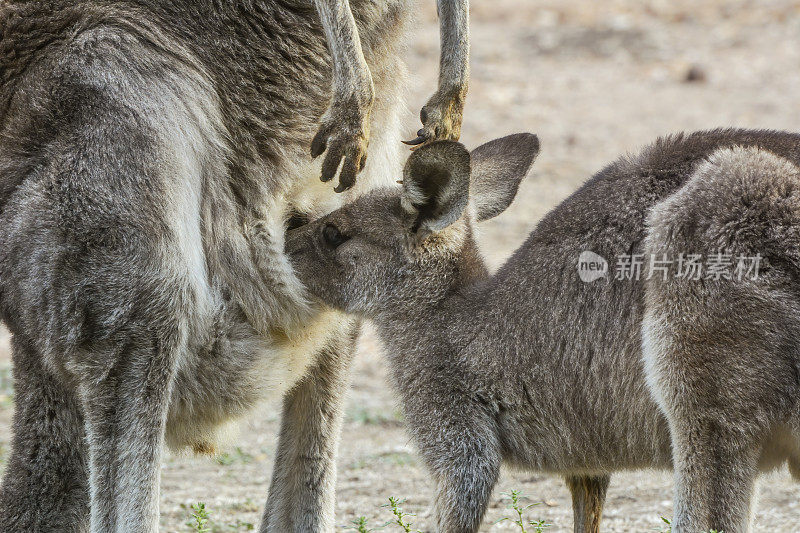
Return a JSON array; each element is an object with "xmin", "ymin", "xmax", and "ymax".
[{"xmin": 286, "ymin": 133, "xmax": 540, "ymax": 317}]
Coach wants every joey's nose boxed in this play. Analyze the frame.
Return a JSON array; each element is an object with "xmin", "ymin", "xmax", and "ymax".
[{"xmin": 285, "ymin": 225, "xmax": 312, "ymax": 257}]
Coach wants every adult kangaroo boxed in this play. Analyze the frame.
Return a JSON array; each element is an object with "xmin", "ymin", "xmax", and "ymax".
[
  {"xmin": 0, "ymin": 0, "xmax": 469, "ymax": 531},
  {"xmin": 286, "ymin": 130, "xmax": 800, "ymax": 532}
]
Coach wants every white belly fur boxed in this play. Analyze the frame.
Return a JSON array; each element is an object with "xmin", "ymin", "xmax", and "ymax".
[{"xmin": 164, "ymin": 115, "xmax": 401, "ymax": 454}]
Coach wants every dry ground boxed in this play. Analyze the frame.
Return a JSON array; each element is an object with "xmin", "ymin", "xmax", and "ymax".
[{"xmin": 3, "ymin": 0, "xmax": 800, "ymax": 531}]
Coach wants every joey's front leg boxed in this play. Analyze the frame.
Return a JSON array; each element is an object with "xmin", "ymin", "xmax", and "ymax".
[
  {"xmin": 413, "ymin": 402, "xmax": 500, "ymax": 532},
  {"xmin": 405, "ymin": 0, "xmax": 470, "ymax": 147},
  {"xmin": 312, "ymin": 0, "xmax": 374, "ymax": 193}
]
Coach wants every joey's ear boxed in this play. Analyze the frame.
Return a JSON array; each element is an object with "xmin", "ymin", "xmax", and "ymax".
[
  {"xmin": 469, "ymin": 133, "xmax": 540, "ymax": 221},
  {"xmin": 401, "ymin": 140, "xmax": 471, "ymax": 235}
]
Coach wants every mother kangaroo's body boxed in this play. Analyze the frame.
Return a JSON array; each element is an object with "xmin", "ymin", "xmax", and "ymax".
[{"xmin": 0, "ymin": 0, "xmax": 465, "ymax": 531}]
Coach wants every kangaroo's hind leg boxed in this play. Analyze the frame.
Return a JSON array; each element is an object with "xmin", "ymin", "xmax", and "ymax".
[
  {"xmin": 77, "ymin": 333, "xmax": 180, "ymax": 533},
  {"xmin": 0, "ymin": 336, "xmax": 89, "ymax": 533},
  {"xmin": 643, "ymin": 303, "xmax": 777, "ymax": 533},
  {"xmin": 669, "ymin": 419, "xmax": 761, "ymax": 533},
  {"xmin": 641, "ymin": 147, "xmax": 800, "ymax": 532},
  {"xmin": 566, "ymin": 475, "xmax": 610, "ymax": 533},
  {"xmin": 643, "ymin": 306, "xmax": 789, "ymax": 533}
]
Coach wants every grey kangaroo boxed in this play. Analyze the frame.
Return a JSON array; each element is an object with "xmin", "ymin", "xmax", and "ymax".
[
  {"xmin": 0, "ymin": 0, "xmax": 468, "ymax": 532},
  {"xmin": 286, "ymin": 130, "xmax": 800, "ymax": 532}
]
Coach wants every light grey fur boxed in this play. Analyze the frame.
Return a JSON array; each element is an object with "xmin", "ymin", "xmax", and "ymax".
[
  {"xmin": 644, "ymin": 145, "xmax": 800, "ymax": 533},
  {"xmin": 312, "ymin": 0, "xmax": 470, "ymax": 188},
  {"xmin": 286, "ymin": 130, "xmax": 800, "ymax": 532},
  {"xmin": 0, "ymin": 1, "xmax": 468, "ymax": 531}
]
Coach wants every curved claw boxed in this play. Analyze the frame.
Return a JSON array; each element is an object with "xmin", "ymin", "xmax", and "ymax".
[
  {"xmin": 402, "ymin": 135, "xmax": 427, "ymax": 146},
  {"xmin": 403, "ymin": 128, "xmax": 429, "ymax": 146},
  {"xmin": 310, "ymin": 130, "xmax": 328, "ymax": 158},
  {"xmin": 333, "ymin": 182, "xmax": 352, "ymax": 194},
  {"xmin": 334, "ymin": 166, "xmax": 356, "ymax": 193}
]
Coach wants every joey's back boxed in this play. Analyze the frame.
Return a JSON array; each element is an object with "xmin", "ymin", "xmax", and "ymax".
[
  {"xmin": 457, "ymin": 128, "xmax": 800, "ymax": 472},
  {"xmin": 290, "ymin": 131, "xmax": 800, "ymax": 532},
  {"xmin": 289, "ymin": 130, "xmax": 800, "ymax": 473}
]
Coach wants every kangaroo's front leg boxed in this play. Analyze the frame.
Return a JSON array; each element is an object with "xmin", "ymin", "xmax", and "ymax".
[
  {"xmin": 78, "ymin": 339, "xmax": 177, "ymax": 532},
  {"xmin": 566, "ymin": 475, "xmax": 610, "ymax": 533},
  {"xmin": 312, "ymin": 0, "xmax": 374, "ymax": 193},
  {"xmin": 413, "ymin": 400, "xmax": 500, "ymax": 533},
  {"xmin": 260, "ymin": 320, "xmax": 358, "ymax": 533},
  {"xmin": 404, "ymin": 0, "xmax": 470, "ymax": 147}
]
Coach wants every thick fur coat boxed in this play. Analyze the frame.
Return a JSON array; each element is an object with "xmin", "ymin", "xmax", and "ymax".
[
  {"xmin": 0, "ymin": 0, "xmax": 413, "ymax": 531},
  {"xmin": 287, "ymin": 130, "xmax": 800, "ymax": 532}
]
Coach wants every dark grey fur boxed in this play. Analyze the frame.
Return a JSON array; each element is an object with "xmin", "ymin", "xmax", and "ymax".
[
  {"xmin": 0, "ymin": 0, "xmax": 469, "ymax": 531},
  {"xmin": 287, "ymin": 130, "xmax": 800, "ymax": 532}
]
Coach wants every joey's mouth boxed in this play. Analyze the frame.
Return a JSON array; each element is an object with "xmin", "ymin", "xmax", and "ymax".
[
  {"xmin": 284, "ymin": 210, "xmax": 316, "ymax": 258},
  {"xmin": 286, "ymin": 211, "xmax": 310, "ymax": 231}
]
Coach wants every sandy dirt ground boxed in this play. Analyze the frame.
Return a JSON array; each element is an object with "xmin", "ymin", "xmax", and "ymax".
[{"xmin": 3, "ymin": 0, "xmax": 800, "ymax": 531}]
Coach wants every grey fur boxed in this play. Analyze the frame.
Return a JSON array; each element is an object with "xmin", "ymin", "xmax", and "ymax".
[
  {"xmin": 312, "ymin": 0, "xmax": 470, "ymax": 188},
  {"xmin": 286, "ymin": 129, "xmax": 800, "ymax": 532},
  {"xmin": 417, "ymin": 0, "xmax": 470, "ymax": 143},
  {"xmin": 0, "ymin": 0, "xmax": 467, "ymax": 531}
]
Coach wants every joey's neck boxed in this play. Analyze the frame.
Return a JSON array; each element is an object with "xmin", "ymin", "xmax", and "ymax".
[
  {"xmin": 372, "ymin": 291, "xmax": 493, "ymax": 416},
  {"xmin": 372, "ymin": 251, "xmax": 493, "ymax": 379},
  {"xmin": 373, "ymin": 312, "xmax": 466, "ymax": 402}
]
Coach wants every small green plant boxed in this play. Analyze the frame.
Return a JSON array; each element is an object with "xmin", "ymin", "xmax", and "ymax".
[
  {"xmin": 188, "ymin": 502, "xmax": 211, "ymax": 533},
  {"xmin": 655, "ymin": 516, "xmax": 672, "ymax": 532},
  {"xmin": 383, "ymin": 497, "xmax": 420, "ymax": 533},
  {"xmin": 527, "ymin": 519, "xmax": 551, "ymax": 533},
  {"xmin": 497, "ymin": 490, "xmax": 550, "ymax": 533},
  {"xmin": 345, "ymin": 515, "xmax": 383, "ymax": 532},
  {"xmin": 655, "ymin": 517, "xmax": 722, "ymax": 533},
  {"xmin": 215, "ymin": 447, "xmax": 254, "ymax": 466}
]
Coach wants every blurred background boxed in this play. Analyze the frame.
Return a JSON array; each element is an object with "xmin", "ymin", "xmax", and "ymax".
[{"xmin": 3, "ymin": 0, "xmax": 800, "ymax": 530}]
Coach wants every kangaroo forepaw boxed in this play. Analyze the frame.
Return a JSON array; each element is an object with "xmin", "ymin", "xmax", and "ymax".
[
  {"xmin": 311, "ymin": 96, "xmax": 371, "ymax": 193},
  {"xmin": 404, "ymin": 87, "xmax": 466, "ymax": 149}
]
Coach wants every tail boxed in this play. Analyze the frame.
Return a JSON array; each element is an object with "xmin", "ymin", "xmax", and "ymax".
[{"xmin": 566, "ymin": 475, "xmax": 610, "ymax": 533}]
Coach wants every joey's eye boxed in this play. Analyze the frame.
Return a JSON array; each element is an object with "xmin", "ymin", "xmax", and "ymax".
[{"xmin": 322, "ymin": 223, "xmax": 348, "ymax": 248}]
